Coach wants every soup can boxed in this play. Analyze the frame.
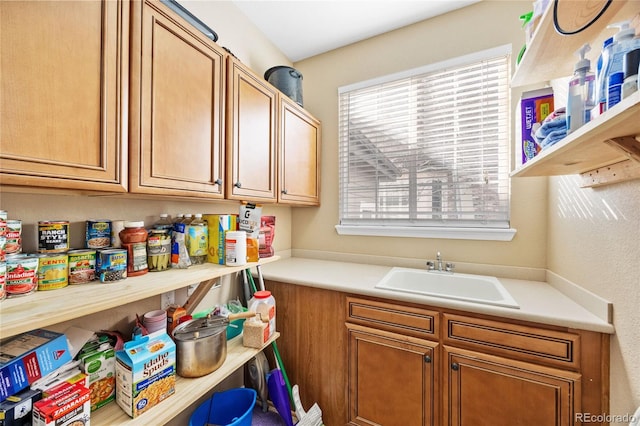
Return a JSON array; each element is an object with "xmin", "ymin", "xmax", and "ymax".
[
  {"xmin": 0, "ymin": 262, "xmax": 6, "ymax": 301},
  {"xmin": 0, "ymin": 236, "xmax": 6, "ymax": 262},
  {"xmin": 68, "ymin": 249, "xmax": 96, "ymax": 284},
  {"xmin": 86, "ymin": 220, "xmax": 112, "ymax": 249},
  {"xmin": 6, "ymin": 253, "xmax": 38, "ymax": 297},
  {"xmin": 36, "ymin": 253, "xmax": 69, "ymax": 290},
  {"xmin": 38, "ymin": 220, "xmax": 70, "ymax": 253},
  {"xmin": 5, "ymin": 220, "xmax": 22, "ymax": 254},
  {"xmin": 0, "ymin": 210, "xmax": 7, "ymax": 220},
  {"xmin": 98, "ymin": 249, "xmax": 127, "ymax": 283}
]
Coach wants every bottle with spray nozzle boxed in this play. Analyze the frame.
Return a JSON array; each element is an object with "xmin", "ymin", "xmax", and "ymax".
[{"xmin": 566, "ymin": 43, "xmax": 595, "ymax": 134}]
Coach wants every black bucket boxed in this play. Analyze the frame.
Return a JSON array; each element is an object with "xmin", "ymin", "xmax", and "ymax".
[{"xmin": 264, "ymin": 66, "xmax": 303, "ymax": 107}]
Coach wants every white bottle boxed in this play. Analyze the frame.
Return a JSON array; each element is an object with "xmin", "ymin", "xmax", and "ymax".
[
  {"xmin": 605, "ymin": 22, "xmax": 640, "ymax": 104},
  {"xmin": 248, "ymin": 290, "xmax": 276, "ymax": 339},
  {"xmin": 225, "ymin": 230, "xmax": 247, "ymax": 266},
  {"xmin": 595, "ymin": 37, "xmax": 613, "ymax": 114},
  {"xmin": 566, "ymin": 44, "xmax": 595, "ymax": 134}
]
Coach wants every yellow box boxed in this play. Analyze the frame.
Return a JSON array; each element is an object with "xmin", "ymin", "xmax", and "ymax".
[{"xmin": 203, "ymin": 214, "xmax": 237, "ymax": 264}]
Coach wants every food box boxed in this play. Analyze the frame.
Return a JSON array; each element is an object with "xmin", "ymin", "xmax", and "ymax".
[
  {"xmin": 32, "ymin": 382, "xmax": 90, "ymax": 426},
  {"xmin": 203, "ymin": 214, "xmax": 237, "ymax": 264},
  {"xmin": 78, "ymin": 341, "xmax": 116, "ymax": 412},
  {"xmin": 516, "ymin": 88, "xmax": 554, "ymax": 166},
  {"xmin": 0, "ymin": 330, "xmax": 72, "ymax": 402},
  {"xmin": 115, "ymin": 332, "xmax": 176, "ymax": 418},
  {"xmin": 0, "ymin": 388, "xmax": 42, "ymax": 426}
]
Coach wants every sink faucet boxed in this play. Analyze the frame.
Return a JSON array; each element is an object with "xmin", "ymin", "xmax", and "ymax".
[{"xmin": 426, "ymin": 251, "xmax": 454, "ymax": 273}]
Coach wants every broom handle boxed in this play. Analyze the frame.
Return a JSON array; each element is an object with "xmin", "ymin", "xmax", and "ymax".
[{"xmin": 246, "ymin": 268, "xmax": 294, "ymax": 404}]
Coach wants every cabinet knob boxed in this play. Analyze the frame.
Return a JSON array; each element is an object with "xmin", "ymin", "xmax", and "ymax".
[
  {"xmin": 234, "ymin": 182, "xmax": 242, "ymax": 188},
  {"xmin": 214, "ymin": 178, "xmax": 222, "ymax": 185},
  {"xmin": 424, "ymin": 355, "xmax": 431, "ymax": 363},
  {"xmin": 451, "ymin": 362, "xmax": 459, "ymax": 371},
  {"xmin": 281, "ymin": 189, "xmax": 288, "ymax": 195}
]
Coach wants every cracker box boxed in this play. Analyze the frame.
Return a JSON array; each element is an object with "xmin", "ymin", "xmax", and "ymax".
[
  {"xmin": 203, "ymin": 214, "xmax": 237, "ymax": 264},
  {"xmin": 115, "ymin": 332, "xmax": 176, "ymax": 418},
  {"xmin": 0, "ymin": 330, "xmax": 72, "ymax": 402},
  {"xmin": 516, "ymin": 88, "xmax": 554, "ymax": 166},
  {"xmin": 0, "ymin": 388, "xmax": 42, "ymax": 426},
  {"xmin": 32, "ymin": 382, "xmax": 90, "ymax": 426}
]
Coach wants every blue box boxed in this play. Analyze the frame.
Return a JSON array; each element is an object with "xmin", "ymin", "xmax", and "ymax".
[{"xmin": 0, "ymin": 330, "xmax": 72, "ymax": 402}]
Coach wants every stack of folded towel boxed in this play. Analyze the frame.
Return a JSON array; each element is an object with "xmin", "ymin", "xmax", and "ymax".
[{"xmin": 532, "ymin": 107, "xmax": 566, "ymax": 149}]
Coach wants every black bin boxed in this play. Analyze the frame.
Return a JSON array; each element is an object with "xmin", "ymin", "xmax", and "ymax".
[{"xmin": 264, "ymin": 66, "xmax": 303, "ymax": 107}]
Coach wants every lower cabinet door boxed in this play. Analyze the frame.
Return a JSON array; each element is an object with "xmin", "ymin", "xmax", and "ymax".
[
  {"xmin": 347, "ymin": 323, "xmax": 437, "ymax": 426},
  {"xmin": 444, "ymin": 347, "xmax": 581, "ymax": 426}
]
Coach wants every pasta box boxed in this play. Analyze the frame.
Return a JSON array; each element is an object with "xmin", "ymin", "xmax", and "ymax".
[
  {"xmin": 115, "ymin": 332, "xmax": 176, "ymax": 418},
  {"xmin": 32, "ymin": 382, "xmax": 90, "ymax": 426},
  {"xmin": 0, "ymin": 330, "xmax": 72, "ymax": 402}
]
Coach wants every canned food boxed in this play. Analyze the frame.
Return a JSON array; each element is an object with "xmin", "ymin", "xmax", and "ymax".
[
  {"xmin": 6, "ymin": 254, "xmax": 38, "ymax": 297},
  {"xmin": 0, "ymin": 218, "xmax": 6, "ymax": 236},
  {"xmin": 98, "ymin": 249, "xmax": 127, "ymax": 283},
  {"xmin": 0, "ymin": 210, "xmax": 7, "ymax": 220},
  {"xmin": 86, "ymin": 220, "xmax": 112, "ymax": 249},
  {"xmin": 0, "ymin": 262, "xmax": 6, "ymax": 301},
  {"xmin": 5, "ymin": 220, "xmax": 22, "ymax": 254},
  {"xmin": 36, "ymin": 253, "xmax": 69, "ymax": 290},
  {"xmin": 68, "ymin": 249, "xmax": 96, "ymax": 284},
  {"xmin": 38, "ymin": 220, "xmax": 70, "ymax": 253},
  {"xmin": 0, "ymin": 236, "xmax": 6, "ymax": 262}
]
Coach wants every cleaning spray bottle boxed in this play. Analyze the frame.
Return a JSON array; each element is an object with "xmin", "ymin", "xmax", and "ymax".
[{"xmin": 566, "ymin": 43, "xmax": 595, "ymax": 134}]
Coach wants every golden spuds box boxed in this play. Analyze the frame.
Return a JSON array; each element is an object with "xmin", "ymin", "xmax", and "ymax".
[
  {"xmin": 115, "ymin": 332, "xmax": 175, "ymax": 418},
  {"xmin": 203, "ymin": 214, "xmax": 237, "ymax": 264}
]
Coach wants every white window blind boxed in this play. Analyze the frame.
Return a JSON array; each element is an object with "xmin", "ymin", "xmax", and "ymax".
[{"xmin": 338, "ymin": 46, "xmax": 512, "ymax": 237}]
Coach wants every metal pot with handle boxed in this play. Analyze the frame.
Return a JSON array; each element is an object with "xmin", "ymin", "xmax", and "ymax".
[{"xmin": 172, "ymin": 311, "xmax": 255, "ymax": 378}]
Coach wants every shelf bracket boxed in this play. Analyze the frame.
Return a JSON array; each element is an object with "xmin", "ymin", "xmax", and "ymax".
[
  {"xmin": 604, "ymin": 136, "xmax": 640, "ymax": 163},
  {"xmin": 580, "ymin": 159, "xmax": 640, "ymax": 188}
]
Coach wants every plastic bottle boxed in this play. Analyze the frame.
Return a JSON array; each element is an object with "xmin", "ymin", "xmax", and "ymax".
[
  {"xmin": 119, "ymin": 221, "xmax": 148, "ymax": 276},
  {"xmin": 595, "ymin": 37, "xmax": 613, "ymax": 114},
  {"xmin": 605, "ymin": 22, "xmax": 640, "ymax": 104},
  {"xmin": 171, "ymin": 215, "xmax": 191, "ymax": 269},
  {"xmin": 566, "ymin": 43, "xmax": 596, "ymax": 134},
  {"xmin": 622, "ymin": 48, "xmax": 640, "ymax": 99},
  {"xmin": 154, "ymin": 213, "xmax": 173, "ymax": 231},
  {"xmin": 225, "ymin": 230, "xmax": 247, "ymax": 266},
  {"xmin": 248, "ymin": 290, "xmax": 276, "ymax": 339},
  {"xmin": 186, "ymin": 213, "xmax": 208, "ymax": 265},
  {"xmin": 607, "ymin": 72, "xmax": 624, "ymax": 109}
]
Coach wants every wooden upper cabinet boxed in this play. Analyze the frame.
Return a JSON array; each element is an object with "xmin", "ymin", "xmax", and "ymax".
[
  {"xmin": 226, "ymin": 57, "xmax": 278, "ymax": 202},
  {"xmin": 128, "ymin": 0, "xmax": 226, "ymax": 198},
  {"xmin": 0, "ymin": 0, "xmax": 129, "ymax": 192},
  {"xmin": 278, "ymin": 96, "xmax": 321, "ymax": 206}
]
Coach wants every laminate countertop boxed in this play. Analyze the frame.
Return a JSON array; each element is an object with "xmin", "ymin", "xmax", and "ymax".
[{"xmin": 259, "ymin": 257, "xmax": 615, "ymax": 334}]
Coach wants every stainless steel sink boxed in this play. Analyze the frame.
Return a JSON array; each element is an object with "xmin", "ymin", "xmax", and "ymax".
[{"xmin": 375, "ymin": 267, "xmax": 520, "ymax": 309}]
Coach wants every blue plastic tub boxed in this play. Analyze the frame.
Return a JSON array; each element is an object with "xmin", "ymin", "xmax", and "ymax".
[{"xmin": 189, "ymin": 388, "xmax": 256, "ymax": 426}]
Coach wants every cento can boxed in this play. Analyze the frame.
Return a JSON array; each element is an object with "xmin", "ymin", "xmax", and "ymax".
[
  {"xmin": 68, "ymin": 249, "xmax": 96, "ymax": 284},
  {"xmin": 38, "ymin": 220, "xmax": 70, "ymax": 253},
  {"xmin": 86, "ymin": 220, "xmax": 112, "ymax": 249},
  {"xmin": 36, "ymin": 253, "xmax": 69, "ymax": 290},
  {"xmin": 6, "ymin": 253, "xmax": 38, "ymax": 297},
  {"xmin": 98, "ymin": 249, "xmax": 127, "ymax": 283}
]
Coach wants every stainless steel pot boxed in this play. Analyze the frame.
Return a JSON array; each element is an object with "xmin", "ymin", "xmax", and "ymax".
[{"xmin": 172, "ymin": 311, "xmax": 256, "ymax": 378}]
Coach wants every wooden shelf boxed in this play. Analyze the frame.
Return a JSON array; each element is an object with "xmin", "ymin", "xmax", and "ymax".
[
  {"xmin": 0, "ymin": 257, "xmax": 280, "ymax": 339},
  {"xmin": 512, "ymin": 0, "xmax": 639, "ymax": 87},
  {"xmin": 92, "ymin": 333, "xmax": 280, "ymax": 425},
  {"xmin": 511, "ymin": 91, "xmax": 640, "ymax": 177}
]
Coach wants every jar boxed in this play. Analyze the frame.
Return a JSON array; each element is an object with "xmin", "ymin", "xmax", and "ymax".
[
  {"xmin": 248, "ymin": 290, "xmax": 276, "ymax": 339},
  {"xmin": 119, "ymin": 221, "xmax": 148, "ymax": 276},
  {"xmin": 148, "ymin": 229, "xmax": 171, "ymax": 272},
  {"xmin": 225, "ymin": 231, "xmax": 246, "ymax": 266}
]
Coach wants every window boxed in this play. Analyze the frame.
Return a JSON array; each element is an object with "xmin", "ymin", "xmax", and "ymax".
[{"xmin": 336, "ymin": 45, "xmax": 515, "ymax": 241}]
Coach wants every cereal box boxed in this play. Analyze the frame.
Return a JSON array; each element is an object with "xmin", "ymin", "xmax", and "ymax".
[
  {"xmin": 516, "ymin": 88, "xmax": 554, "ymax": 166},
  {"xmin": 115, "ymin": 332, "xmax": 175, "ymax": 418},
  {"xmin": 0, "ymin": 330, "xmax": 72, "ymax": 402},
  {"xmin": 32, "ymin": 382, "xmax": 90, "ymax": 426},
  {"xmin": 203, "ymin": 214, "xmax": 237, "ymax": 264}
]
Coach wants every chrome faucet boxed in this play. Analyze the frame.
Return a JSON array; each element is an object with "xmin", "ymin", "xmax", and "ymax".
[{"xmin": 426, "ymin": 251, "xmax": 454, "ymax": 273}]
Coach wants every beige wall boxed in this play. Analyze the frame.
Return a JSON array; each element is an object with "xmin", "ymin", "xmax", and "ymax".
[{"xmin": 292, "ymin": 0, "xmax": 639, "ymax": 418}]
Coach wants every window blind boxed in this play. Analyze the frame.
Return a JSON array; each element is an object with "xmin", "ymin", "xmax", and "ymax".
[{"xmin": 338, "ymin": 46, "xmax": 511, "ymax": 231}]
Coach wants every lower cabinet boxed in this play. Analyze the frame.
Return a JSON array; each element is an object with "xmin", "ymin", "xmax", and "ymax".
[
  {"xmin": 444, "ymin": 347, "xmax": 580, "ymax": 426},
  {"xmin": 346, "ymin": 324, "xmax": 437, "ymax": 426}
]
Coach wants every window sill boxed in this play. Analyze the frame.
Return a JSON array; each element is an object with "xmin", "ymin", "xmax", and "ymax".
[{"xmin": 334, "ymin": 225, "xmax": 517, "ymax": 241}]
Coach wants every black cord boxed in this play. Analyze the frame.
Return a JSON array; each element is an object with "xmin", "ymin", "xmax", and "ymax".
[{"xmin": 553, "ymin": 0, "xmax": 613, "ymax": 35}]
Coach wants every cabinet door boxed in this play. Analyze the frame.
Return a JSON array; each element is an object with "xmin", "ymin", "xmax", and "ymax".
[
  {"xmin": 444, "ymin": 347, "xmax": 581, "ymax": 426},
  {"xmin": 226, "ymin": 57, "xmax": 277, "ymax": 202},
  {"xmin": 278, "ymin": 95, "xmax": 321, "ymax": 205},
  {"xmin": 0, "ymin": 0, "xmax": 128, "ymax": 192},
  {"xmin": 347, "ymin": 323, "xmax": 437, "ymax": 426},
  {"xmin": 128, "ymin": 0, "xmax": 225, "ymax": 198}
]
